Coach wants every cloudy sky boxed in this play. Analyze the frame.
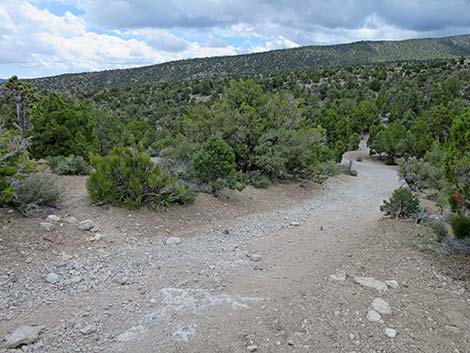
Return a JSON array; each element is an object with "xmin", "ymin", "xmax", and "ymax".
[{"xmin": 1, "ymin": 0, "xmax": 470, "ymax": 78}]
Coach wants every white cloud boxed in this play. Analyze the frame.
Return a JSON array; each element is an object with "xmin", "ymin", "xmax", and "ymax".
[{"xmin": 1, "ymin": 0, "xmax": 470, "ymax": 78}]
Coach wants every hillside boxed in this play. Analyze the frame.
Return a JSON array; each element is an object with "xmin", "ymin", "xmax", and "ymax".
[{"xmin": 30, "ymin": 34, "xmax": 470, "ymax": 92}]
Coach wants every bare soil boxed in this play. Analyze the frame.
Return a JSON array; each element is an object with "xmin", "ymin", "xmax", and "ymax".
[{"xmin": 0, "ymin": 143, "xmax": 468, "ymax": 353}]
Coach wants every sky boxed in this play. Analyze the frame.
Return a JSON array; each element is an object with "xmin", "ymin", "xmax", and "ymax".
[{"xmin": 1, "ymin": 0, "xmax": 470, "ymax": 78}]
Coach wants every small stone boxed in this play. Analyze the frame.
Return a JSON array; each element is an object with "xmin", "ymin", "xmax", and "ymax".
[
  {"xmin": 46, "ymin": 215, "xmax": 61, "ymax": 223},
  {"xmin": 366, "ymin": 310, "xmax": 381, "ymax": 322},
  {"xmin": 78, "ymin": 220, "xmax": 95, "ymax": 231},
  {"xmin": 25, "ymin": 257, "xmax": 33, "ymax": 264},
  {"xmin": 385, "ymin": 328, "xmax": 397, "ymax": 338},
  {"xmin": 371, "ymin": 298, "xmax": 392, "ymax": 315},
  {"xmin": 65, "ymin": 216, "xmax": 79, "ymax": 225},
  {"xmin": 445, "ymin": 325, "xmax": 461, "ymax": 334},
  {"xmin": 113, "ymin": 275, "xmax": 129, "ymax": 285},
  {"xmin": 330, "ymin": 271, "xmax": 346, "ymax": 281},
  {"xmin": 249, "ymin": 254, "xmax": 262, "ymax": 262},
  {"xmin": 166, "ymin": 236, "xmax": 182, "ymax": 245},
  {"xmin": 353, "ymin": 276, "xmax": 388, "ymax": 292},
  {"xmin": 80, "ymin": 324, "xmax": 97, "ymax": 335},
  {"xmin": 247, "ymin": 345, "xmax": 258, "ymax": 352},
  {"xmin": 40, "ymin": 222, "xmax": 55, "ymax": 232},
  {"xmin": 290, "ymin": 221, "xmax": 300, "ymax": 226},
  {"xmin": 385, "ymin": 280, "xmax": 400, "ymax": 289},
  {"xmin": 4, "ymin": 325, "xmax": 45, "ymax": 349},
  {"xmin": 46, "ymin": 273, "xmax": 59, "ymax": 284}
]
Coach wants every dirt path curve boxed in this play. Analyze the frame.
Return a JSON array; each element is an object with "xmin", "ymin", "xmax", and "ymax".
[{"xmin": 2, "ymin": 142, "xmax": 468, "ymax": 353}]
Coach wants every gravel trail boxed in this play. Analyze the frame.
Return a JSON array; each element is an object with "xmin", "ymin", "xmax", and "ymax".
[{"xmin": 1, "ymin": 143, "xmax": 469, "ymax": 353}]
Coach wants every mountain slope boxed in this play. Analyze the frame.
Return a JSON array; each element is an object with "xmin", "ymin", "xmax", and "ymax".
[{"xmin": 31, "ymin": 34, "xmax": 470, "ymax": 92}]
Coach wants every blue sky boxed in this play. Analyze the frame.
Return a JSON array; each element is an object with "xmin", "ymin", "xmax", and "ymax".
[{"xmin": 1, "ymin": 0, "xmax": 470, "ymax": 78}]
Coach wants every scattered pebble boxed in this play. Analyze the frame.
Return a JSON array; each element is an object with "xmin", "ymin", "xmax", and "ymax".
[
  {"xmin": 371, "ymin": 298, "xmax": 392, "ymax": 315},
  {"xmin": 330, "ymin": 271, "xmax": 346, "ymax": 281},
  {"xmin": 166, "ymin": 236, "xmax": 182, "ymax": 245},
  {"xmin": 78, "ymin": 220, "xmax": 96, "ymax": 231},
  {"xmin": 46, "ymin": 272, "xmax": 59, "ymax": 284},
  {"xmin": 80, "ymin": 324, "xmax": 97, "ymax": 335},
  {"xmin": 4, "ymin": 325, "xmax": 45, "ymax": 349},
  {"xmin": 247, "ymin": 345, "xmax": 258, "ymax": 352},
  {"xmin": 385, "ymin": 328, "xmax": 397, "ymax": 338},
  {"xmin": 366, "ymin": 310, "xmax": 381, "ymax": 322},
  {"xmin": 353, "ymin": 276, "xmax": 388, "ymax": 292},
  {"xmin": 40, "ymin": 222, "xmax": 55, "ymax": 232},
  {"xmin": 385, "ymin": 280, "xmax": 400, "ymax": 289},
  {"xmin": 46, "ymin": 215, "xmax": 61, "ymax": 223}
]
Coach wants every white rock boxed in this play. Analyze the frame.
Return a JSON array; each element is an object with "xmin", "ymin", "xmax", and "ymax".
[
  {"xmin": 290, "ymin": 221, "xmax": 300, "ymax": 226},
  {"xmin": 80, "ymin": 324, "xmax": 97, "ymax": 335},
  {"xmin": 371, "ymin": 298, "xmax": 392, "ymax": 315},
  {"xmin": 353, "ymin": 276, "xmax": 388, "ymax": 292},
  {"xmin": 4, "ymin": 325, "xmax": 45, "ymax": 349},
  {"xmin": 46, "ymin": 215, "xmax": 61, "ymax": 223},
  {"xmin": 330, "ymin": 271, "xmax": 346, "ymax": 281},
  {"xmin": 46, "ymin": 273, "xmax": 59, "ymax": 284},
  {"xmin": 40, "ymin": 222, "xmax": 55, "ymax": 232},
  {"xmin": 65, "ymin": 216, "xmax": 79, "ymax": 224},
  {"xmin": 249, "ymin": 254, "xmax": 263, "ymax": 262},
  {"xmin": 366, "ymin": 310, "xmax": 381, "ymax": 322},
  {"xmin": 247, "ymin": 345, "xmax": 258, "ymax": 352},
  {"xmin": 166, "ymin": 236, "xmax": 182, "ymax": 245},
  {"xmin": 385, "ymin": 328, "xmax": 397, "ymax": 338},
  {"xmin": 385, "ymin": 280, "xmax": 400, "ymax": 289},
  {"xmin": 78, "ymin": 220, "xmax": 95, "ymax": 231}
]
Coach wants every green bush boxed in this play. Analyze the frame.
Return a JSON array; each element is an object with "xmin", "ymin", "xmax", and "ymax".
[
  {"xmin": 13, "ymin": 174, "xmax": 61, "ymax": 216},
  {"xmin": 319, "ymin": 160, "xmax": 339, "ymax": 177},
  {"xmin": 380, "ymin": 187, "xmax": 420, "ymax": 218},
  {"xmin": 246, "ymin": 171, "xmax": 271, "ymax": 189},
  {"xmin": 253, "ymin": 128, "xmax": 324, "ymax": 180},
  {"xmin": 0, "ymin": 129, "xmax": 32, "ymax": 204},
  {"xmin": 87, "ymin": 147, "xmax": 196, "ymax": 207},
  {"xmin": 192, "ymin": 136, "xmax": 245, "ymax": 193},
  {"xmin": 431, "ymin": 221, "xmax": 448, "ymax": 241},
  {"xmin": 29, "ymin": 93, "xmax": 99, "ymax": 159},
  {"xmin": 450, "ymin": 216, "xmax": 470, "ymax": 239},
  {"xmin": 49, "ymin": 155, "xmax": 91, "ymax": 175}
]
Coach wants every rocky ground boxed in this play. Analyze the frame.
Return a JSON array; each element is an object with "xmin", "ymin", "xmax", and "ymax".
[{"xmin": 0, "ymin": 143, "xmax": 469, "ymax": 353}]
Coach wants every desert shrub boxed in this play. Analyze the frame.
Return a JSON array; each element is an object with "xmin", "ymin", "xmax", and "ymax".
[
  {"xmin": 29, "ymin": 93, "xmax": 99, "ymax": 159},
  {"xmin": 254, "ymin": 128, "xmax": 325, "ymax": 179},
  {"xmin": 192, "ymin": 136, "xmax": 245, "ymax": 193},
  {"xmin": 246, "ymin": 171, "xmax": 271, "ymax": 189},
  {"xmin": 450, "ymin": 216, "xmax": 470, "ymax": 239},
  {"xmin": 87, "ymin": 147, "xmax": 196, "ymax": 207},
  {"xmin": 319, "ymin": 160, "xmax": 339, "ymax": 176},
  {"xmin": 431, "ymin": 221, "xmax": 449, "ymax": 241},
  {"xmin": 13, "ymin": 174, "xmax": 61, "ymax": 216},
  {"xmin": 0, "ymin": 129, "xmax": 32, "ymax": 204},
  {"xmin": 380, "ymin": 187, "xmax": 420, "ymax": 218},
  {"xmin": 49, "ymin": 155, "xmax": 91, "ymax": 175}
]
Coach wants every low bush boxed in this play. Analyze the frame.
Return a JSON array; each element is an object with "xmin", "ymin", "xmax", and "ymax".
[
  {"xmin": 13, "ymin": 174, "xmax": 61, "ymax": 216},
  {"xmin": 380, "ymin": 187, "xmax": 420, "ymax": 218},
  {"xmin": 431, "ymin": 221, "xmax": 448, "ymax": 241},
  {"xmin": 49, "ymin": 155, "xmax": 91, "ymax": 175},
  {"xmin": 246, "ymin": 171, "xmax": 271, "ymax": 189},
  {"xmin": 192, "ymin": 136, "xmax": 245, "ymax": 193},
  {"xmin": 450, "ymin": 216, "xmax": 470, "ymax": 239},
  {"xmin": 319, "ymin": 160, "xmax": 339, "ymax": 176},
  {"xmin": 87, "ymin": 147, "xmax": 196, "ymax": 207}
]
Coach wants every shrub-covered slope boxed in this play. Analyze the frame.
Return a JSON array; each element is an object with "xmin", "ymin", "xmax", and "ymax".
[{"xmin": 30, "ymin": 34, "xmax": 470, "ymax": 92}]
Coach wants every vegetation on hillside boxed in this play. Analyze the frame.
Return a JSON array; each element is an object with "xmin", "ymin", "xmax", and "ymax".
[
  {"xmin": 30, "ymin": 34, "xmax": 470, "ymax": 93},
  {"xmin": 0, "ymin": 44, "xmax": 469, "ymax": 240}
]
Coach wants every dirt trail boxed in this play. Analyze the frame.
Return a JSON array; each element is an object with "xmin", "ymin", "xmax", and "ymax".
[{"xmin": 1, "ymin": 142, "xmax": 469, "ymax": 353}]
